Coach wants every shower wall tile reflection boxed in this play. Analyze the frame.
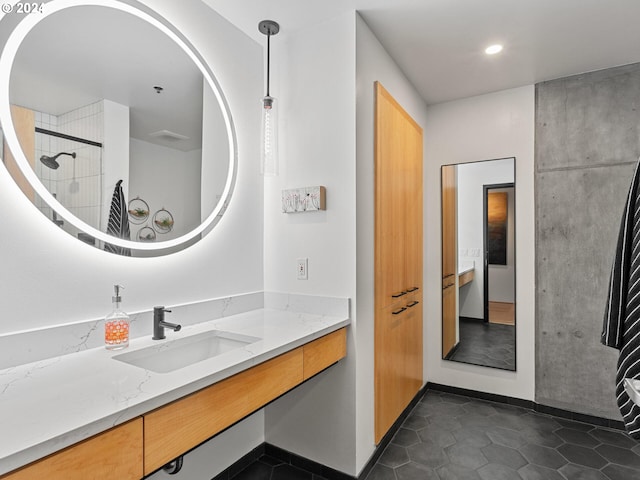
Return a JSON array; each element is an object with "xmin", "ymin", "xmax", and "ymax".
[
  {"xmin": 34, "ymin": 111, "xmax": 57, "ymax": 222},
  {"xmin": 34, "ymin": 101, "xmax": 103, "ymax": 238}
]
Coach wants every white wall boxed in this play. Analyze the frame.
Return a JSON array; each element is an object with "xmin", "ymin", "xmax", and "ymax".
[
  {"xmin": 129, "ymin": 138, "xmax": 201, "ymax": 241},
  {"xmin": 355, "ymin": 14, "xmax": 429, "ymax": 475},
  {"xmin": 102, "ymin": 99, "xmax": 129, "ymax": 234},
  {"xmin": 425, "ymin": 86, "xmax": 535, "ymax": 400},
  {"xmin": 262, "ymin": 13, "xmax": 431, "ymax": 477},
  {"xmin": 457, "ymin": 159, "xmax": 515, "ymax": 318},
  {"xmin": 201, "ymin": 82, "xmax": 230, "ymax": 220},
  {"xmin": 261, "ymin": 19, "xmax": 357, "ymax": 298},
  {"xmin": 0, "ymin": 1, "xmax": 264, "ymax": 477},
  {"xmin": 262, "ymin": 11, "xmax": 358, "ymax": 475}
]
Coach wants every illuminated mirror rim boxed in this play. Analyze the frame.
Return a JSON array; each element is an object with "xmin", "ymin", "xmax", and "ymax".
[{"xmin": 0, "ymin": 0, "xmax": 238, "ymax": 252}]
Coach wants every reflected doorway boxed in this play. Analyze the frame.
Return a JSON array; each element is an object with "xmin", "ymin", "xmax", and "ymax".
[{"xmin": 483, "ymin": 184, "xmax": 515, "ymax": 325}]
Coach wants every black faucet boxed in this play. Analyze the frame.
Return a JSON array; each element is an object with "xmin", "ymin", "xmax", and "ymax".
[{"xmin": 153, "ymin": 306, "xmax": 182, "ymax": 340}]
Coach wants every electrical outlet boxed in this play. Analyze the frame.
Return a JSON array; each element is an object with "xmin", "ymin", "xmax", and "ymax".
[{"xmin": 297, "ymin": 258, "xmax": 308, "ymax": 280}]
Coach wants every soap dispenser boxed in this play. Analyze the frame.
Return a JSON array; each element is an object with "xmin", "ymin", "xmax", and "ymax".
[{"xmin": 105, "ymin": 285, "xmax": 130, "ymax": 350}]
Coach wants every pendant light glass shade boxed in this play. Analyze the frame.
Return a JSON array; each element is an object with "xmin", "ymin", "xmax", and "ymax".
[
  {"xmin": 261, "ymin": 95, "xmax": 278, "ymax": 176},
  {"xmin": 259, "ymin": 20, "xmax": 280, "ymax": 176}
]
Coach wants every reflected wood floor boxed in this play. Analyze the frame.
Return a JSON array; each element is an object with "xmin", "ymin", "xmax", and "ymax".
[{"xmin": 489, "ymin": 301, "xmax": 515, "ymax": 325}]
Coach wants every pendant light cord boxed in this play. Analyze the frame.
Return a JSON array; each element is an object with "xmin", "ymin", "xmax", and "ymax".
[
  {"xmin": 266, "ymin": 32, "xmax": 271, "ymax": 97},
  {"xmin": 259, "ymin": 20, "xmax": 278, "ymax": 98}
]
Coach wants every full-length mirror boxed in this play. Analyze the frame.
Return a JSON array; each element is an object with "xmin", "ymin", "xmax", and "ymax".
[
  {"xmin": 441, "ymin": 157, "xmax": 516, "ymax": 371},
  {"xmin": 0, "ymin": 0, "xmax": 236, "ymax": 256}
]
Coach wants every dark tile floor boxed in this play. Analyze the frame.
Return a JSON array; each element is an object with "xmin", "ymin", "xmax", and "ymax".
[
  {"xmin": 229, "ymin": 390, "xmax": 640, "ymax": 480},
  {"xmin": 366, "ymin": 390, "xmax": 640, "ymax": 480},
  {"xmin": 450, "ymin": 319, "xmax": 516, "ymax": 371},
  {"xmin": 231, "ymin": 454, "xmax": 328, "ymax": 480}
]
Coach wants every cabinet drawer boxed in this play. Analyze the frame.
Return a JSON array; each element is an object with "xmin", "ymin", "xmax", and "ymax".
[
  {"xmin": 0, "ymin": 418, "xmax": 143, "ymax": 480},
  {"xmin": 303, "ymin": 328, "xmax": 347, "ymax": 380},
  {"xmin": 143, "ymin": 348, "xmax": 304, "ymax": 475},
  {"xmin": 375, "ymin": 293, "xmax": 423, "ymax": 440}
]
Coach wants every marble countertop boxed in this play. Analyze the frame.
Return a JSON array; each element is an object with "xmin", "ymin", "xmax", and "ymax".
[
  {"xmin": 458, "ymin": 261, "xmax": 475, "ymax": 275},
  {"xmin": 0, "ymin": 305, "xmax": 350, "ymax": 475}
]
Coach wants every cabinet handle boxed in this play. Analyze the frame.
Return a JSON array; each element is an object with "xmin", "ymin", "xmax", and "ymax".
[
  {"xmin": 392, "ymin": 307, "xmax": 407, "ymax": 315},
  {"xmin": 406, "ymin": 287, "xmax": 419, "ymax": 293},
  {"xmin": 406, "ymin": 301, "xmax": 419, "ymax": 308},
  {"xmin": 392, "ymin": 291, "xmax": 407, "ymax": 298}
]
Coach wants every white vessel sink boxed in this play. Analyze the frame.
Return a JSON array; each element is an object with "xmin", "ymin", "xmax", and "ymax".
[{"xmin": 113, "ymin": 330, "xmax": 261, "ymax": 373}]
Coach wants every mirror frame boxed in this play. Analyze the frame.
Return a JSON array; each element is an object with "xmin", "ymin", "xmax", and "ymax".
[
  {"xmin": 0, "ymin": 0, "xmax": 238, "ymax": 254},
  {"xmin": 441, "ymin": 157, "xmax": 517, "ymax": 371}
]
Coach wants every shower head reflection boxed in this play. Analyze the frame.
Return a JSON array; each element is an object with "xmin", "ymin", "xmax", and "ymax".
[{"xmin": 40, "ymin": 152, "xmax": 76, "ymax": 170}]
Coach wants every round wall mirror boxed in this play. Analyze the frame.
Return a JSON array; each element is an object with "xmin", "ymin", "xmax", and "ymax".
[{"xmin": 0, "ymin": 0, "xmax": 237, "ymax": 256}]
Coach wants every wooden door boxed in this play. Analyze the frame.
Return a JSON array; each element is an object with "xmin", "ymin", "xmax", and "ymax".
[
  {"xmin": 375, "ymin": 87, "xmax": 409, "ymax": 308},
  {"xmin": 374, "ymin": 82, "xmax": 423, "ymax": 443},
  {"xmin": 3, "ymin": 105, "xmax": 35, "ymax": 201},
  {"xmin": 441, "ymin": 165, "xmax": 457, "ymax": 356},
  {"xmin": 403, "ymin": 115, "xmax": 424, "ymax": 295}
]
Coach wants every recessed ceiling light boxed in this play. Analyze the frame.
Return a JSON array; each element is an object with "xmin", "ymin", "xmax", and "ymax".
[{"xmin": 485, "ymin": 44, "xmax": 503, "ymax": 55}]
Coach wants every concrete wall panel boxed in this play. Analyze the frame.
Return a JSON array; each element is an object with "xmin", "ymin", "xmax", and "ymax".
[
  {"xmin": 536, "ymin": 63, "xmax": 640, "ymax": 171},
  {"xmin": 535, "ymin": 63, "xmax": 640, "ymax": 419},
  {"xmin": 536, "ymin": 165, "xmax": 632, "ymax": 417}
]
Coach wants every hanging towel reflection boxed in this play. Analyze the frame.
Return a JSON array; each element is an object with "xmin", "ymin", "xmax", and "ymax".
[{"xmin": 104, "ymin": 179, "xmax": 131, "ymax": 256}]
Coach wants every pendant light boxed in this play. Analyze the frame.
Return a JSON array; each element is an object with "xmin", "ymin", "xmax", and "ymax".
[{"xmin": 259, "ymin": 20, "xmax": 280, "ymax": 176}]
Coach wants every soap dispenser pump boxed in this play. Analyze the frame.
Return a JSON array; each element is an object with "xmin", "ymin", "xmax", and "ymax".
[{"xmin": 105, "ymin": 284, "xmax": 130, "ymax": 350}]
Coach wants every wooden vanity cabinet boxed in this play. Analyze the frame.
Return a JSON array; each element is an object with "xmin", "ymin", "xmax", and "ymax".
[
  {"xmin": 458, "ymin": 269, "xmax": 474, "ymax": 288},
  {"xmin": 144, "ymin": 348, "xmax": 304, "ymax": 474},
  {"xmin": 0, "ymin": 418, "xmax": 143, "ymax": 480},
  {"xmin": 143, "ymin": 328, "xmax": 347, "ymax": 475},
  {"xmin": 303, "ymin": 328, "xmax": 347, "ymax": 379},
  {"xmin": 375, "ymin": 291, "xmax": 423, "ymax": 441},
  {"xmin": 442, "ymin": 283, "xmax": 457, "ymax": 358},
  {"xmin": 1, "ymin": 328, "xmax": 347, "ymax": 479}
]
